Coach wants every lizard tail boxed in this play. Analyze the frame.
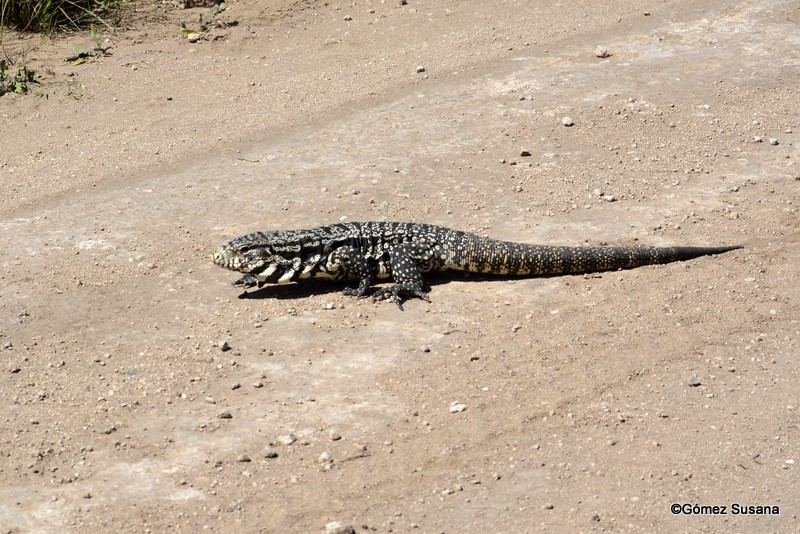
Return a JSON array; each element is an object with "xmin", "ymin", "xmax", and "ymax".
[{"xmin": 451, "ymin": 234, "xmax": 742, "ymax": 275}]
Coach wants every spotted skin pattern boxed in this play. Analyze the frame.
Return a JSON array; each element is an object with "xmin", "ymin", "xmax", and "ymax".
[{"xmin": 212, "ymin": 221, "xmax": 742, "ymax": 309}]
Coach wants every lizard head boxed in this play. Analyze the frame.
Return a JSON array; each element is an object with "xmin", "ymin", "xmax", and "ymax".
[{"xmin": 212, "ymin": 232, "xmax": 298, "ymax": 283}]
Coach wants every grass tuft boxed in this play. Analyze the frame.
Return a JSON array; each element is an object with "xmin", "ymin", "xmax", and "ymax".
[{"xmin": 1, "ymin": 0, "xmax": 125, "ymax": 34}]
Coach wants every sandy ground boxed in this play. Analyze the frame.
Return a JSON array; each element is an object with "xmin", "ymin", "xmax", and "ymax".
[{"xmin": 1, "ymin": 0, "xmax": 799, "ymax": 532}]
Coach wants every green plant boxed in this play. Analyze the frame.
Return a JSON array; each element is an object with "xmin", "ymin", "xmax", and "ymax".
[
  {"xmin": 0, "ymin": 0, "xmax": 125, "ymax": 34},
  {"xmin": 67, "ymin": 23, "xmax": 111, "ymax": 64},
  {"xmin": 0, "ymin": 57, "xmax": 38, "ymax": 95}
]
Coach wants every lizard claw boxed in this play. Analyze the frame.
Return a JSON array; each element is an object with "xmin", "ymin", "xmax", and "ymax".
[
  {"xmin": 372, "ymin": 285, "xmax": 430, "ymax": 310},
  {"xmin": 233, "ymin": 274, "xmax": 259, "ymax": 288}
]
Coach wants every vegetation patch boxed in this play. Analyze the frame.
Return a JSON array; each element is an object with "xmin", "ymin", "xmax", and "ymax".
[
  {"xmin": 0, "ymin": 58, "xmax": 37, "ymax": 95},
  {"xmin": 0, "ymin": 0, "xmax": 125, "ymax": 34}
]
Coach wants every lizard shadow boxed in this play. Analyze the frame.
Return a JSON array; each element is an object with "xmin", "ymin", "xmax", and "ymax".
[
  {"xmin": 237, "ymin": 280, "xmax": 348, "ymax": 300},
  {"xmin": 236, "ymin": 272, "xmax": 556, "ymax": 301}
]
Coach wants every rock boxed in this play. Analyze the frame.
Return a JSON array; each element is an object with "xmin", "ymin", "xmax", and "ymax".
[
  {"xmin": 278, "ymin": 434, "xmax": 297, "ymax": 445},
  {"xmin": 329, "ymin": 430, "xmax": 342, "ymax": 441},
  {"xmin": 520, "ymin": 150, "xmax": 531, "ymax": 157},
  {"xmin": 219, "ymin": 340, "xmax": 231, "ymax": 352},
  {"xmin": 450, "ymin": 401, "xmax": 467, "ymax": 413},
  {"xmin": 218, "ymin": 410, "xmax": 233, "ymax": 419},
  {"xmin": 562, "ymin": 116, "xmax": 574, "ymax": 126},
  {"xmin": 262, "ymin": 446, "xmax": 279, "ymax": 458},
  {"xmin": 236, "ymin": 453, "xmax": 251, "ymax": 463},
  {"xmin": 324, "ymin": 522, "xmax": 355, "ymax": 534},
  {"xmin": 594, "ymin": 46, "xmax": 610, "ymax": 58},
  {"xmin": 187, "ymin": 33, "xmax": 201, "ymax": 43},
  {"xmin": 318, "ymin": 451, "xmax": 333, "ymax": 464},
  {"xmin": 688, "ymin": 375, "xmax": 701, "ymax": 387},
  {"xmin": 416, "ymin": 65, "xmax": 426, "ymax": 73},
  {"xmin": 343, "ymin": 14, "xmax": 352, "ymax": 21},
  {"xmin": 769, "ymin": 138, "xmax": 779, "ymax": 145}
]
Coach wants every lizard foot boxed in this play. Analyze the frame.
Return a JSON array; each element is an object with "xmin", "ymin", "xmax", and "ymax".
[
  {"xmin": 233, "ymin": 274, "xmax": 260, "ymax": 288},
  {"xmin": 372, "ymin": 285, "xmax": 430, "ymax": 310}
]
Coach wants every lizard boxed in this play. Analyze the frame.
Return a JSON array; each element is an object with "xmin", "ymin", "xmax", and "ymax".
[{"xmin": 212, "ymin": 221, "xmax": 742, "ymax": 309}]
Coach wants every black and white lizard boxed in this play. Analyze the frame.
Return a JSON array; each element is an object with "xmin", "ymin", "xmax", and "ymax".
[{"xmin": 212, "ymin": 221, "xmax": 741, "ymax": 309}]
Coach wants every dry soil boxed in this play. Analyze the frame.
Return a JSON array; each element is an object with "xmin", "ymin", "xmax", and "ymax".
[{"xmin": 0, "ymin": 0, "xmax": 798, "ymax": 533}]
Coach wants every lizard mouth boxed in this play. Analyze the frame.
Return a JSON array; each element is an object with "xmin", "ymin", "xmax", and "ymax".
[{"xmin": 212, "ymin": 249, "xmax": 242, "ymax": 270}]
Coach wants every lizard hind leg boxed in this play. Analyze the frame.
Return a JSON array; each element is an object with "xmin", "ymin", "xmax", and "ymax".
[{"xmin": 373, "ymin": 243, "xmax": 433, "ymax": 310}]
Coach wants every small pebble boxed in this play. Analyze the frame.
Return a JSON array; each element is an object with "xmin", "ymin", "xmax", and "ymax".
[
  {"xmin": 2, "ymin": 341, "xmax": 12, "ymax": 349},
  {"xmin": 219, "ymin": 341, "xmax": 231, "ymax": 352},
  {"xmin": 329, "ymin": 430, "xmax": 342, "ymax": 441},
  {"xmin": 324, "ymin": 522, "xmax": 355, "ymax": 534},
  {"xmin": 236, "ymin": 453, "xmax": 251, "ymax": 463},
  {"xmin": 231, "ymin": 382, "xmax": 241, "ymax": 390},
  {"xmin": 416, "ymin": 65, "xmax": 426, "ymax": 73},
  {"xmin": 218, "ymin": 410, "xmax": 233, "ymax": 419},
  {"xmin": 187, "ymin": 33, "xmax": 200, "ymax": 43},
  {"xmin": 278, "ymin": 434, "xmax": 297, "ymax": 445},
  {"xmin": 753, "ymin": 135, "xmax": 764, "ymax": 143},
  {"xmin": 450, "ymin": 401, "xmax": 467, "ymax": 413},
  {"xmin": 769, "ymin": 138, "xmax": 779, "ymax": 145},
  {"xmin": 562, "ymin": 116, "xmax": 574, "ymax": 126},
  {"xmin": 205, "ymin": 396, "xmax": 216, "ymax": 404},
  {"xmin": 520, "ymin": 150, "xmax": 531, "ymax": 157},
  {"xmin": 543, "ymin": 503, "xmax": 554, "ymax": 510},
  {"xmin": 262, "ymin": 447, "xmax": 279, "ymax": 459},
  {"xmin": 594, "ymin": 46, "xmax": 610, "ymax": 58},
  {"xmin": 343, "ymin": 14, "xmax": 352, "ymax": 21},
  {"xmin": 688, "ymin": 375, "xmax": 701, "ymax": 387},
  {"xmin": 318, "ymin": 451, "xmax": 333, "ymax": 464},
  {"xmin": 603, "ymin": 194, "xmax": 617, "ymax": 202},
  {"xmin": 253, "ymin": 381, "xmax": 263, "ymax": 388}
]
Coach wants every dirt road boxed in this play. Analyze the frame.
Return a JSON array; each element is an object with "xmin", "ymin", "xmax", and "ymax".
[{"xmin": 1, "ymin": 0, "xmax": 798, "ymax": 532}]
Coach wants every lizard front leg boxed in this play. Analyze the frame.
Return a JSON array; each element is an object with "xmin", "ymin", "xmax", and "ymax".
[
  {"xmin": 325, "ymin": 246, "xmax": 374, "ymax": 298},
  {"xmin": 373, "ymin": 242, "xmax": 433, "ymax": 310}
]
